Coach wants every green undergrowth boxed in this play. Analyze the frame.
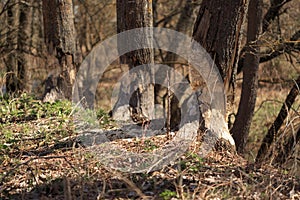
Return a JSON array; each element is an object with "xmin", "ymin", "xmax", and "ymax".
[
  {"xmin": 0, "ymin": 93, "xmax": 112, "ymax": 164},
  {"xmin": 0, "ymin": 93, "xmax": 72, "ymax": 123}
]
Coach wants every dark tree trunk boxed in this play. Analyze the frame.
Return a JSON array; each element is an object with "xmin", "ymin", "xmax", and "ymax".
[
  {"xmin": 5, "ymin": 0, "xmax": 22, "ymax": 94},
  {"xmin": 191, "ymin": 0, "xmax": 247, "ymax": 147},
  {"xmin": 114, "ymin": 0, "xmax": 154, "ymax": 122},
  {"xmin": 192, "ymin": 0, "xmax": 247, "ymax": 103},
  {"xmin": 17, "ymin": 0, "xmax": 32, "ymax": 92},
  {"xmin": 231, "ymin": 0, "xmax": 263, "ymax": 154},
  {"xmin": 42, "ymin": 0, "xmax": 79, "ymax": 100},
  {"xmin": 256, "ymin": 75, "xmax": 300, "ymax": 163}
]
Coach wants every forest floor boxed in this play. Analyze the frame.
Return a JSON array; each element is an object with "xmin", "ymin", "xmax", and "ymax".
[
  {"xmin": 1, "ymin": 62, "xmax": 300, "ymax": 199},
  {"xmin": 0, "ymin": 93, "xmax": 299, "ymax": 200}
]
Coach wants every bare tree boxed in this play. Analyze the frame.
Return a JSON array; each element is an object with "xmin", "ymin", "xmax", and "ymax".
[
  {"xmin": 192, "ymin": 0, "xmax": 247, "ymax": 147},
  {"xmin": 5, "ymin": 0, "xmax": 31, "ymax": 94},
  {"xmin": 5, "ymin": 0, "xmax": 19, "ymax": 94},
  {"xmin": 42, "ymin": 0, "xmax": 79, "ymax": 100},
  {"xmin": 231, "ymin": 0, "xmax": 263, "ymax": 153},
  {"xmin": 113, "ymin": 0, "xmax": 154, "ymax": 123}
]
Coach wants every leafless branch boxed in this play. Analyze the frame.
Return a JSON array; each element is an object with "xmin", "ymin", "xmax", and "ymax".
[
  {"xmin": 238, "ymin": 30, "xmax": 300, "ymax": 73},
  {"xmin": 262, "ymin": 0, "xmax": 292, "ymax": 33},
  {"xmin": 256, "ymin": 75, "xmax": 300, "ymax": 163}
]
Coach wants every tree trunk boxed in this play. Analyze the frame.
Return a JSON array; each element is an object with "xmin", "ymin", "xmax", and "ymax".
[
  {"xmin": 192, "ymin": 0, "xmax": 247, "ymax": 103},
  {"xmin": 114, "ymin": 0, "xmax": 154, "ymax": 123},
  {"xmin": 231, "ymin": 0, "xmax": 262, "ymax": 154},
  {"xmin": 17, "ymin": 0, "xmax": 32, "ymax": 92},
  {"xmin": 42, "ymin": 0, "xmax": 79, "ymax": 101},
  {"xmin": 5, "ymin": 0, "xmax": 22, "ymax": 94},
  {"xmin": 192, "ymin": 0, "xmax": 247, "ymax": 147}
]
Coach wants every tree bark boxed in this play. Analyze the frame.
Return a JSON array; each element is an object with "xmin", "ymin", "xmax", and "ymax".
[
  {"xmin": 42, "ymin": 0, "xmax": 79, "ymax": 100},
  {"xmin": 256, "ymin": 75, "xmax": 300, "ymax": 163},
  {"xmin": 5, "ymin": 0, "xmax": 21, "ymax": 94},
  {"xmin": 192, "ymin": 0, "xmax": 247, "ymax": 148},
  {"xmin": 192, "ymin": 0, "xmax": 247, "ymax": 103},
  {"xmin": 17, "ymin": 0, "xmax": 32, "ymax": 92},
  {"xmin": 114, "ymin": 0, "xmax": 155, "ymax": 122},
  {"xmin": 231, "ymin": 0, "xmax": 263, "ymax": 154}
]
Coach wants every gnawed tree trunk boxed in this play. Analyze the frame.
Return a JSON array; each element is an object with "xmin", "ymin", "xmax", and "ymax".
[
  {"xmin": 42, "ymin": 0, "xmax": 79, "ymax": 101},
  {"xmin": 231, "ymin": 0, "xmax": 263, "ymax": 154},
  {"xmin": 192, "ymin": 0, "xmax": 247, "ymax": 103},
  {"xmin": 113, "ymin": 0, "xmax": 155, "ymax": 123},
  {"xmin": 192, "ymin": 0, "xmax": 247, "ymax": 146},
  {"xmin": 256, "ymin": 75, "xmax": 300, "ymax": 163}
]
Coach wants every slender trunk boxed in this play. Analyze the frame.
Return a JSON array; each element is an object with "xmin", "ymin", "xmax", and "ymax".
[
  {"xmin": 231, "ymin": 0, "xmax": 262, "ymax": 154},
  {"xmin": 17, "ymin": 0, "xmax": 32, "ymax": 92}
]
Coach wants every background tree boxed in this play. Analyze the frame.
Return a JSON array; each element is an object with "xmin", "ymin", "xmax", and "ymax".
[
  {"xmin": 113, "ymin": 0, "xmax": 155, "ymax": 123},
  {"xmin": 74, "ymin": 0, "xmax": 115, "ymax": 58},
  {"xmin": 5, "ymin": 0, "xmax": 20, "ymax": 94},
  {"xmin": 42, "ymin": 0, "xmax": 79, "ymax": 100},
  {"xmin": 5, "ymin": 0, "xmax": 32, "ymax": 94},
  {"xmin": 155, "ymin": 0, "xmax": 197, "ymax": 130}
]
